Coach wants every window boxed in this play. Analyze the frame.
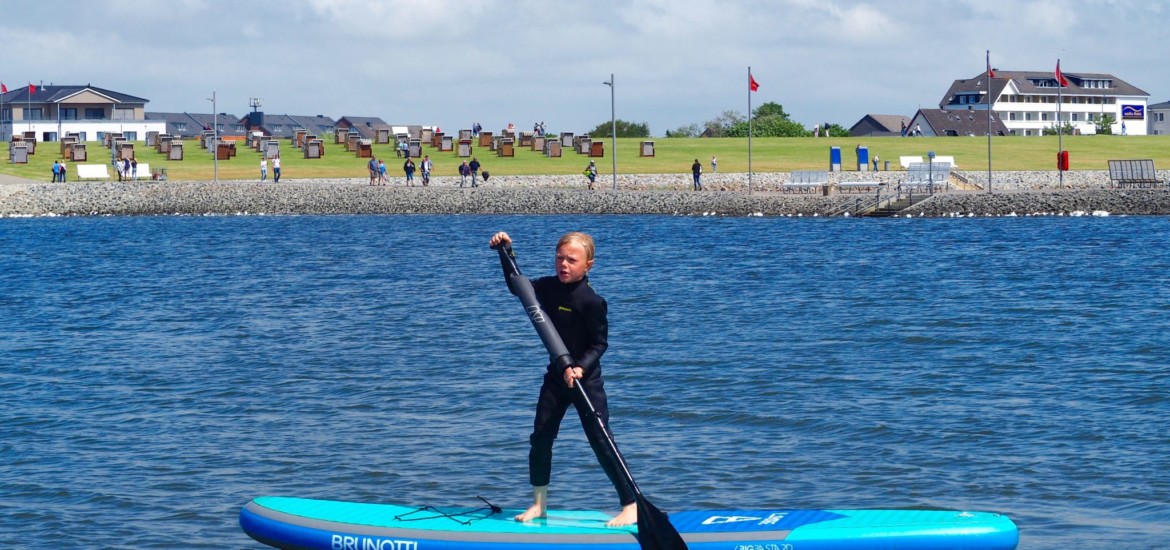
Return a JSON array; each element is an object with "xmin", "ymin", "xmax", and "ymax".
[
  {"xmin": 85, "ymin": 108, "xmax": 105, "ymax": 119},
  {"xmin": 61, "ymin": 108, "xmax": 78, "ymax": 120},
  {"xmin": 113, "ymin": 108, "xmax": 134, "ymax": 121},
  {"xmin": 26, "ymin": 108, "xmax": 44, "ymax": 120},
  {"xmin": 1071, "ymin": 113, "xmax": 1079, "ymax": 122},
  {"xmin": 174, "ymin": 122, "xmax": 187, "ymax": 131},
  {"xmin": 124, "ymin": 131, "xmax": 137, "ymax": 141}
]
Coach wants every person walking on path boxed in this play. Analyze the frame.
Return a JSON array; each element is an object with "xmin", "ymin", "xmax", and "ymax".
[
  {"xmin": 403, "ymin": 157, "xmax": 416, "ymax": 186},
  {"xmin": 272, "ymin": 155, "xmax": 281, "ymax": 183},
  {"xmin": 488, "ymin": 230, "xmax": 638, "ymax": 528},
  {"xmin": 691, "ymin": 158, "xmax": 703, "ymax": 191},
  {"xmin": 459, "ymin": 161, "xmax": 471, "ymax": 187},
  {"xmin": 469, "ymin": 157, "xmax": 481, "ymax": 184},
  {"xmin": 584, "ymin": 160, "xmax": 598, "ymax": 190},
  {"xmin": 368, "ymin": 157, "xmax": 379, "ymax": 185},
  {"xmin": 260, "ymin": 157, "xmax": 268, "ymax": 182},
  {"xmin": 421, "ymin": 155, "xmax": 432, "ymax": 186}
]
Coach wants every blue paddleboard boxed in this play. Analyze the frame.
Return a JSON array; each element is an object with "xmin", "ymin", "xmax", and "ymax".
[{"xmin": 240, "ymin": 496, "xmax": 1018, "ymax": 549}]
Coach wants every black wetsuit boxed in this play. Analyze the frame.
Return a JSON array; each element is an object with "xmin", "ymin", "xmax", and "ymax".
[{"xmin": 501, "ymin": 258, "xmax": 636, "ymax": 507}]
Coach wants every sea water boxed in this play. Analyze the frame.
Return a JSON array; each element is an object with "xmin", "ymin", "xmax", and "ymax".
[{"xmin": 1, "ymin": 214, "xmax": 1167, "ymax": 549}]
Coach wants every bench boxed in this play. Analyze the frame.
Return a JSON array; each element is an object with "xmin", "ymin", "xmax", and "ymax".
[
  {"xmin": 783, "ymin": 171, "xmax": 827, "ymax": 194},
  {"xmin": 837, "ymin": 181, "xmax": 884, "ymax": 194},
  {"xmin": 899, "ymin": 162, "xmax": 952, "ymax": 192},
  {"xmin": 1108, "ymin": 159, "xmax": 1164, "ymax": 189},
  {"xmin": 76, "ymin": 164, "xmax": 111, "ymax": 180}
]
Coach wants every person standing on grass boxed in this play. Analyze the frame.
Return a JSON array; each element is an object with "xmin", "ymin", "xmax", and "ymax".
[
  {"xmin": 273, "ymin": 155, "xmax": 281, "ymax": 183},
  {"xmin": 378, "ymin": 159, "xmax": 387, "ymax": 185},
  {"xmin": 131, "ymin": 157, "xmax": 138, "ymax": 181},
  {"xmin": 260, "ymin": 157, "xmax": 268, "ymax": 182}
]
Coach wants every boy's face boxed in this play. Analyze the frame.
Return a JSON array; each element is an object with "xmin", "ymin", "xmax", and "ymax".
[{"xmin": 555, "ymin": 242, "xmax": 593, "ymax": 284}]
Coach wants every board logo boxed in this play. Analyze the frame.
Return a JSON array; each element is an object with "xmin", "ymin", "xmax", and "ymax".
[
  {"xmin": 526, "ymin": 305, "xmax": 545, "ymax": 323},
  {"xmin": 702, "ymin": 515, "xmax": 762, "ymax": 525}
]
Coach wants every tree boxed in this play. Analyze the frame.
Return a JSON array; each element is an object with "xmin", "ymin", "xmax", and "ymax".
[
  {"xmin": 1043, "ymin": 122, "xmax": 1075, "ymax": 136},
  {"xmin": 1095, "ymin": 114, "xmax": 1116, "ymax": 135},
  {"xmin": 726, "ymin": 116, "xmax": 808, "ymax": 137},
  {"xmin": 666, "ymin": 123, "xmax": 700, "ymax": 138},
  {"xmin": 752, "ymin": 101, "xmax": 790, "ymax": 120},
  {"xmin": 703, "ymin": 110, "xmax": 745, "ymax": 137},
  {"xmin": 587, "ymin": 119, "xmax": 650, "ymax": 138}
]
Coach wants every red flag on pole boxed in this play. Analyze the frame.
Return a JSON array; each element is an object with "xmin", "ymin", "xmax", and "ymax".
[
  {"xmin": 1055, "ymin": 60, "xmax": 1068, "ymax": 87},
  {"xmin": 749, "ymin": 73, "xmax": 759, "ymax": 92},
  {"xmin": 29, "ymin": 83, "xmax": 36, "ymax": 93},
  {"xmin": 1, "ymin": 82, "xmax": 7, "ymax": 93},
  {"xmin": 986, "ymin": 51, "xmax": 995, "ymax": 78}
]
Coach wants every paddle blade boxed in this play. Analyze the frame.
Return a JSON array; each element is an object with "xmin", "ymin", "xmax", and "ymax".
[{"xmin": 636, "ymin": 495, "xmax": 688, "ymax": 550}]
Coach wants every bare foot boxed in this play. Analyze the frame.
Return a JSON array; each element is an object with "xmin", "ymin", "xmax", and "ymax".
[
  {"xmin": 514, "ymin": 503, "xmax": 546, "ymax": 522},
  {"xmin": 606, "ymin": 503, "xmax": 637, "ymax": 527}
]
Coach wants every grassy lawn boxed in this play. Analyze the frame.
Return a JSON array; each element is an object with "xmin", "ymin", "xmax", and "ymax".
[{"xmin": 5, "ymin": 134, "xmax": 1169, "ymax": 181}]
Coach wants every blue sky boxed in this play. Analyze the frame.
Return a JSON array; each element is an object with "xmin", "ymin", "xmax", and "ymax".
[{"xmin": 4, "ymin": 0, "xmax": 1166, "ymax": 135}]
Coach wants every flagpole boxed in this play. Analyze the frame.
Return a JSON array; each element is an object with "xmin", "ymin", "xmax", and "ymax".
[
  {"xmin": 987, "ymin": 50, "xmax": 993, "ymax": 194},
  {"xmin": 748, "ymin": 66, "xmax": 753, "ymax": 195},
  {"xmin": 1057, "ymin": 59, "xmax": 1064, "ymax": 189}
]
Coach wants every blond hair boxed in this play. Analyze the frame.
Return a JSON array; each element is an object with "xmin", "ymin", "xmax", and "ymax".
[{"xmin": 557, "ymin": 232, "xmax": 595, "ymax": 261}]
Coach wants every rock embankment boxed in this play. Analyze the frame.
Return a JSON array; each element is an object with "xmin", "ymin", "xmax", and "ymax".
[{"xmin": 2, "ymin": 173, "xmax": 1168, "ymax": 217}]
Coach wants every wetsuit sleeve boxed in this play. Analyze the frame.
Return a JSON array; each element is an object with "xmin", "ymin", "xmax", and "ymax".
[{"xmin": 576, "ymin": 295, "xmax": 608, "ymax": 376}]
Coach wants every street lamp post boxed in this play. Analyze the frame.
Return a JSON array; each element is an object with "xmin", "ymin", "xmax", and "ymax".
[
  {"xmin": 603, "ymin": 74, "xmax": 616, "ymax": 190},
  {"xmin": 206, "ymin": 90, "xmax": 218, "ymax": 183}
]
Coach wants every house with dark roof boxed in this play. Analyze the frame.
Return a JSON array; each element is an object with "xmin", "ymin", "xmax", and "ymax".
[
  {"xmin": 939, "ymin": 69, "xmax": 1150, "ymax": 136},
  {"xmin": 238, "ymin": 112, "xmax": 336, "ymax": 139},
  {"xmin": 849, "ymin": 114, "xmax": 912, "ymax": 137},
  {"xmin": 1148, "ymin": 100, "xmax": 1170, "ymax": 136},
  {"xmin": 145, "ymin": 112, "xmax": 247, "ymax": 139},
  {"xmin": 1, "ymin": 84, "xmax": 165, "ymax": 142},
  {"xmin": 336, "ymin": 116, "xmax": 392, "ymax": 140},
  {"xmin": 906, "ymin": 108, "xmax": 1010, "ymax": 138}
]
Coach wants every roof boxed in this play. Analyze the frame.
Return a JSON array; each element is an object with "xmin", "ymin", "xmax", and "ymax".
[
  {"xmin": 0, "ymin": 84, "xmax": 149, "ymax": 104},
  {"xmin": 940, "ymin": 70, "xmax": 1150, "ymax": 109},
  {"xmin": 145, "ymin": 112, "xmax": 247, "ymax": 137},
  {"xmin": 912, "ymin": 108, "xmax": 1010, "ymax": 137},
  {"xmin": 239, "ymin": 113, "xmax": 337, "ymax": 138},
  {"xmin": 337, "ymin": 116, "xmax": 392, "ymax": 139},
  {"xmin": 849, "ymin": 114, "xmax": 911, "ymax": 135},
  {"xmin": 1149, "ymin": 100, "xmax": 1170, "ymax": 110}
]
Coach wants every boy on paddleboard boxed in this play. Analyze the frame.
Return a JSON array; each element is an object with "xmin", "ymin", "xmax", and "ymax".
[{"xmin": 489, "ymin": 231, "xmax": 638, "ymax": 527}]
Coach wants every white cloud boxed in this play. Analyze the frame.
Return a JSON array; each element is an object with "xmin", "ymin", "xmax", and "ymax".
[{"xmin": 2, "ymin": 0, "xmax": 1166, "ymax": 135}]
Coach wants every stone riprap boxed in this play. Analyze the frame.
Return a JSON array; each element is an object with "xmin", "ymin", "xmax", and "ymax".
[
  {"xmin": 903, "ymin": 189, "xmax": 1170, "ymax": 217},
  {"xmin": 1, "ymin": 172, "xmax": 1168, "ymax": 217},
  {"xmin": 0, "ymin": 178, "xmax": 850, "ymax": 217}
]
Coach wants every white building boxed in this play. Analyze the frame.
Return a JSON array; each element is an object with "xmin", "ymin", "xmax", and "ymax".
[
  {"xmin": 939, "ymin": 70, "xmax": 1150, "ymax": 136},
  {"xmin": 1, "ymin": 84, "xmax": 165, "ymax": 142},
  {"xmin": 1148, "ymin": 101, "xmax": 1170, "ymax": 136}
]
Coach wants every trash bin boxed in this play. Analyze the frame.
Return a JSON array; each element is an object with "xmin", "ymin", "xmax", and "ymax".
[{"xmin": 884, "ymin": 160, "xmax": 890, "ymax": 171}]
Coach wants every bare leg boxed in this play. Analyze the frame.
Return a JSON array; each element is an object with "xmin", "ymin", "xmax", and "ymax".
[
  {"xmin": 606, "ymin": 502, "xmax": 637, "ymax": 527},
  {"xmin": 515, "ymin": 485, "xmax": 548, "ymax": 522}
]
